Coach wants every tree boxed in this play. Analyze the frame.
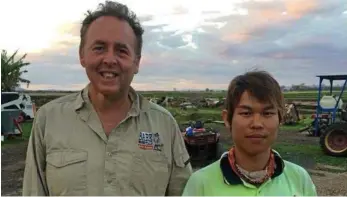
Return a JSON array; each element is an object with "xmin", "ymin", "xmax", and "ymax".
[{"xmin": 1, "ymin": 49, "xmax": 31, "ymax": 91}]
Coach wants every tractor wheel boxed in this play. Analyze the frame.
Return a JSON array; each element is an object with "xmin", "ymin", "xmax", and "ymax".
[{"xmin": 319, "ymin": 122, "xmax": 347, "ymax": 157}]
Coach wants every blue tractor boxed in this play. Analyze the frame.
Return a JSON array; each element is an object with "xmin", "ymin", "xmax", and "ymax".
[{"xmin": 309, "ymin": 74, "xmax": 347, "ymax": 157}]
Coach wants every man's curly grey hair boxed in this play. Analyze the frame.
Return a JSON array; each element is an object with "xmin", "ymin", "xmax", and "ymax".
[{"xmin": 79, "ymin": 1, "xmax": 144, "ymax": 57}]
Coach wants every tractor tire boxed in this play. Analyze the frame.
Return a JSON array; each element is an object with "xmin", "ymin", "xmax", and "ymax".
[{"xmin": 319, "ymin": 122, "xmax": 347, "ymax": 157}]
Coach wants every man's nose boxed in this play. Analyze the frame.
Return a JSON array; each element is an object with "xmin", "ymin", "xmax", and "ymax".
[
  {"xmin": 250, "ymin": 113, "xmax": 263, "ymax": 129},
  {"xmin": 103, "ymin": 50, "xmax": 118, "ymax": 66}
]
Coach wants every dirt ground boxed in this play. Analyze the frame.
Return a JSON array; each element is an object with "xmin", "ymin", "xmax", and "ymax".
[
  {"xmin": 1, "ymin": 129, "xmax": 347, "ymax": 196},
  {"xmin": 1, "ymin": 141, "xmax": 27, "ymax": 196}
]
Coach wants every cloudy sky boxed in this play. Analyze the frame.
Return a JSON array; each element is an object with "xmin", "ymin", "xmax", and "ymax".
[{"xmin": 1, "ymin": 0, "xmax": 347, "ymax": 90}]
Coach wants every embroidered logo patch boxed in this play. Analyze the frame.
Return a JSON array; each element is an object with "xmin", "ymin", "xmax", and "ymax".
[{"xmin": 138, "ymin": 132, "xmax": 163, "ymax": 151}]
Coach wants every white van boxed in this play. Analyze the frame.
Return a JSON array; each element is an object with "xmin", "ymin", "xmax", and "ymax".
[{"xmin": 1, "ymin": 92, "xmax": 36, "ymax": 121}]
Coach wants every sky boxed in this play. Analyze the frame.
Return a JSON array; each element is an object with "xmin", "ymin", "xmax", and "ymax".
[{"xmin": 1, "ymin": 0, "xmax": 347, "ymax": 91}]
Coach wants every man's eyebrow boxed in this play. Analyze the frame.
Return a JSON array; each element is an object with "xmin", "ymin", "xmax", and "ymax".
[
  {"xmin": 236, "ymin": 104, "xmax": 276, "ymax": 110},
  {"xmin": 263, "ymin": 105, "xmax": 275, "ymax": 110},
  {"xmin": 90, "ymin": 40, "xmax": 129, "ymax": 49},
  {"xmin": 114, "ymin": 42, "xmax": 128, "ymax": 50},
  {"xmin": 237, "ymin": 105, "xmax": 252, "ymax": 110},
  {"xmin": 92, "ymin": 39, "xmax": 106, "ymax": 45}
]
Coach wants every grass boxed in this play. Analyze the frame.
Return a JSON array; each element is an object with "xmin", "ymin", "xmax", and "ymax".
[
  {"xmin": 280, "ymin": 118, "xmax": 312, "ymax": 131},
  {"xmin": 168, "ymin": 107, "xmax": 222, "ymax": 123},
  {"xmin": 1, "ymin": 122, "xmax": 32, "ymax": 148},
  {"xmin": 273, "ymin": 142, "xmax": 347, "ymax": 170}
]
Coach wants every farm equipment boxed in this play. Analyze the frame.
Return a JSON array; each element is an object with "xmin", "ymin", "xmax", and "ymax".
[
  {"xmin": 180, "ymin": 120, "xmax": 224, "ymax": 165},
  {"xmin": 1, "ymin": 109, "xmax": 24, "ymax": 141},
  {"xmin": 180, "ymin": 102, "xmax": 197, "ymax": 110},
  {"xmin": 283, "ymin": 103, "xmax": 301, "ymax": 125},
  {"xmin": 1, "ymin": 92, "xmax": 36, "ymax": 122},
  {"xmin": 304, "ymin": 74, "xmax": 347, "ymax": 157}
]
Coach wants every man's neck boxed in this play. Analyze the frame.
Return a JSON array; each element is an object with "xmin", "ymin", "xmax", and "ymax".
[
  {"xmin": 234, "ymin": 147, "xmax": 271, "ymax": 172},
  {"xmin": 88, "ymin": 86, "xmax": 131, "ymax": 114}
]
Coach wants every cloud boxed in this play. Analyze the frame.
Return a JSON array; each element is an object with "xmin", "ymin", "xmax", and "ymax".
[{"xmin": 12, "ymin": 0, "xmax": 347, "ymax": 90}]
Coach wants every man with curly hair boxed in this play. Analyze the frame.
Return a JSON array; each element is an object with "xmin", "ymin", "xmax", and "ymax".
[{"xmin": 22, "ymin": 1, "xmax": 192, "ymax": 196}]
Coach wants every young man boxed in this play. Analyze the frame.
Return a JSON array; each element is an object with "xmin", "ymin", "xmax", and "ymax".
[
  {"xmin": 22, "ymin": 1, "xmax": 192, "ymax": 196},
  {"xmin": 182, "ymin": 70, "xmax": 317, "ymax": 196}
]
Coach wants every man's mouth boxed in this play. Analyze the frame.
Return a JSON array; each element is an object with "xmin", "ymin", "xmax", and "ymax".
[
  {"xmin": 99, "ymin": 71, "xmax": 119, "ymax": 79},
  {"xmin": 246, "ymin": 134, "xmax": 266, "ymax": 138}
]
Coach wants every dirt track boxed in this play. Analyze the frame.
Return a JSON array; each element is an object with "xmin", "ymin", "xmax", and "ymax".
[
  {"xmin": 1, "ymin": 142, "xmax": 27, "ymax": 196},
  {"xmin": 1, "ymin": 129, "xmax": 347, "ymax": 196}
]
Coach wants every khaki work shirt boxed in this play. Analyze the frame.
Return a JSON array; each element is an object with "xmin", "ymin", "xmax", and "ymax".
[{"xmin": 22, "ymin": 86, "xmax": 193, "ymax": 196}]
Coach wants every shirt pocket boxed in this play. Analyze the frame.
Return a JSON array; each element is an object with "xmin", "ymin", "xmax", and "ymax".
[
  {"xmin": 46, "ymin": 150, "xmax": 88, "ymax": 196},
  {"xmin": 128, "ymin": 150, "xmax": 170, "ymax": 195}
]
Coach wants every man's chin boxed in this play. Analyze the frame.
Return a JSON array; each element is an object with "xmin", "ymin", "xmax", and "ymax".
[
  {"xmin": 96, "ymin": 86, "xmax": 122, "ymax": 96},
  {"xmin": 239, "ymin": 145, "xmax": 271, "ymax": 157}
]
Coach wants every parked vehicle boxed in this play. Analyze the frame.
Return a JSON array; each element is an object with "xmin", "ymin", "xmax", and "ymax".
[
  {"xmin": 180, "ymin": 120, "xmax": 224, "ymax": 165},
  {"xmin": 1, "ymin": 92, "xmax": 36, "ymax": 122},
  {"xmin": 300, "ymin": 74, "xmax": 347, "ymax": 157}
]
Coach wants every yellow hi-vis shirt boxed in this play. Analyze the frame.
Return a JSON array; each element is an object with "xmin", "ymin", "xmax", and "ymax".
[{"xmin": 183, "ymin": 151, "xmax": 317, "ymax": 196}]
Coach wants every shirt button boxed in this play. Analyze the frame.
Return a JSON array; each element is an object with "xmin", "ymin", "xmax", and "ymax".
[{"xmin": 107, "ymin": 152, "xmax": 112, "ymax": 156}]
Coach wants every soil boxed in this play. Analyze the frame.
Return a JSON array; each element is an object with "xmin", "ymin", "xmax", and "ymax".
[
  {"xmin": 1, "ymin": 141, "xmax": 27, "ymax": 196},
  {"xmin": 1, "ymin": 128, "xmax": 347, "ymax": 196}
]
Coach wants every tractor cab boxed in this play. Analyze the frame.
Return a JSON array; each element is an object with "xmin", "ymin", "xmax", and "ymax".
[{"xmin": 312, "ymin": 74, "xmax": 347, "ymax": 157}]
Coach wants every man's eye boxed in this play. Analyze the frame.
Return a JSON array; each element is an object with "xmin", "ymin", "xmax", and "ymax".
[
  {"xmin": 239, "ymin": 112, "xmax": 251, "ymax": 116},
  {"xmin": 118, "ymin": 49, "xmax": 128, "ymax": 54},
  {"xmin": 93, "ymin": 46, "xmax": 104, "ymax": 51},
  {"xmin": 264, "ymin": 112, "xmax": 276, "ymax": 116}
]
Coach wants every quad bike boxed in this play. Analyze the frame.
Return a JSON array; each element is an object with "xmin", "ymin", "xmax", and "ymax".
[{"xmin": 180, "ymin": 120, "xmax": 224, "ymax": 165}]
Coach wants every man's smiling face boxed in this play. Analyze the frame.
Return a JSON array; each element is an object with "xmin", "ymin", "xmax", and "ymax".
[{"xmin": 79, "ymin": 16, "xmax": 139, "ymax": 97}]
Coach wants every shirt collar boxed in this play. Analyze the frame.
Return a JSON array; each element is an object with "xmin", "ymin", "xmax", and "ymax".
[
  {"xmin": 74, "ymin": 84, "xmax": 150, "ymax": 116},
  {"xmin": 220, "ymin": 149, "xmax": 285, "ymax": 185}
]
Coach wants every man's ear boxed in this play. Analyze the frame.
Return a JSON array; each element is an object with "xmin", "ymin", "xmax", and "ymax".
[
  {"xmin": 222, "ymin": 109, "xmax": 230, "ymax": 128},
  {"xmin": 134, "ymin": 55, "xmax": 141, "ymax": 74},
  {"xmin": 79, "ymin": 48, "xmax": 86, "ymax": 68}
]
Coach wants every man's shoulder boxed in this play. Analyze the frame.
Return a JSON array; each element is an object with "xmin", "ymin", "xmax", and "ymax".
[
  {"xmin": 282, "ymin": 159, "xmax": 312, "ymax": 180},
  {"xmin": 140, "ymin": 96, "xmax": 175, "ymax": 120},
  {"xmin": 272, "ymin": 149, "xmax": 311, "ymax": 177},
  {"xmin": 38, "ymin": 92, "xmax": 79, "ymax": 112},
  {"xmin": 148, "ymin": 102, "xmax": 172, "ymax": 116},
  {"xmin": 283, "ymin": 160, "xmax": 309, "ymax": 173}
]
